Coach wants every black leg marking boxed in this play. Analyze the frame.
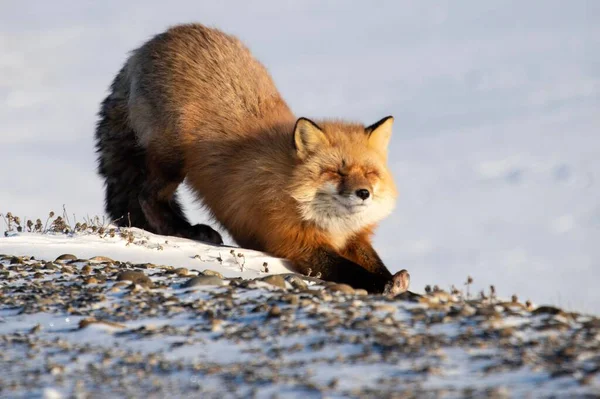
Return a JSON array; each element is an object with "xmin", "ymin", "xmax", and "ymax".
[{"xmin": 295, "ymin": 247, "xmax": 391, "ymax": 293}]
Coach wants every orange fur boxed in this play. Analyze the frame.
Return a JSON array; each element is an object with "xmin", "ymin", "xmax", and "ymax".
[{"xmin": 96, "ymin": 23, "xmax": 398, "ymax": 292}]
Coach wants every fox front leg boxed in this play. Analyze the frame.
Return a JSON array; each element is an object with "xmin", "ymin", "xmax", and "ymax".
[{"xmin": 294, "ymin": 247, "xmax": 391, "ymax": 293}]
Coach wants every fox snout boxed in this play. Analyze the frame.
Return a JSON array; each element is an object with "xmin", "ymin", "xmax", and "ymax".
[{"xmin": 337, "ymin": 173, "xmax": 374, "ymax": 202}]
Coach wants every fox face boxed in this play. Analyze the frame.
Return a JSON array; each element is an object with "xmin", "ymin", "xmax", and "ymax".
[{"xmin": 290, "ymin": 117, "xmax": 397, "ymax": 245}]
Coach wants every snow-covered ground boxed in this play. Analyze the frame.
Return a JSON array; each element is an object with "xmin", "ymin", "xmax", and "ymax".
[
  {"xmin": 1, "ymin": 2, "xmax": 599, "ymax": 314},
  {"xmin": 1, "ymin": 229, "xmax": 291, "ymax": 280},
  {"xmin": 1, "ymin": 230, "xmax": 599, "ymax": 397}
]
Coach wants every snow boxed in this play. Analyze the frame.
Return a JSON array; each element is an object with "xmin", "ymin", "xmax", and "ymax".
[
  {"xmin": 1, "ymin": 239, "xmax": 599, "ymax": 396},
  {"xmin": 1, "ymin": 230, "xmax": 291, "ymax": 279},
  {"xmin": 1, "ymin": 2, "xmax": 599, "ymax": 313}
]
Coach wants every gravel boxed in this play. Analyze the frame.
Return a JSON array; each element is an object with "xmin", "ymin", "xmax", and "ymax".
[{"xmin": 0, "ymin": 253, "xmax": 599, "ymax": 398}]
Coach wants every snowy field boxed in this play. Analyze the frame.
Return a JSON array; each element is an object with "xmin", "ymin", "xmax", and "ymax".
[
  {"xmin": 1, "ymin": 229, "xmax": 599, "ymax": 397},
  {"xmin": 1, "ymin": 1, "xmax": 599, "ymax": 315}
]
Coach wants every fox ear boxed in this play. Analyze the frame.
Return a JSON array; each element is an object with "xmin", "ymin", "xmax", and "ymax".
[
  {"xmin": 294, "ymin": 117, "xmax": 328, "ymax": 159},
  {"xmin": 366, "ymin": 116, "xmax": 393, "ymax": 156}
]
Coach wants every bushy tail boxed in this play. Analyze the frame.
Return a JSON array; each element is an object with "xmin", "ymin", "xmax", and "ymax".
[{"xmin": 94, "ymin": 68, "xmax": 150, "ymax": 230}]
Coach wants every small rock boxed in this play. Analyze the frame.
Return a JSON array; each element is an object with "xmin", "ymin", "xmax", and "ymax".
[
  {"xmin": 582, "ymin": 318, "xmax": 600, "ymax": 330},
  {"xmin": 78, "ymin": 318, "xmax": 126, "ymax": 329},
  {"xmin": 354, "ymin": 289, "xmax": 368, "ymax": 296},
  {"xmin": 136, "ymin": 263, "xmax": 156, "ymax": 269},
  {"xmin": 211, "ymin": 319, "xmax": 224, "ymax": 332},
  {"xmin": 174, "ymin": 267, "xmax": 189, "ymax": 277},
  {"xmin": 373, "ymin": 304, "xmax": 396, "ymax": 313},
  {"xmin": 89, "ymin": 256, "xmax": 114, "ymax": 263},
  {"xmin": 261, "ymin": 275, "xmax": 287, "ymax": 289},
  {"xmin": 395, "ymin": 291, "xmax": 422, "ymax": 303},
  {"xmin": 268, "ymin": 305, "xmax": 282, "ymax": 318},
  {"xmin": 498, "ymin": 327, "xmax": 515, "ymax": 338},
  {"xmin": 85, "ymin": 277, "xmax": 99, "ymax": 285},
  {"xmin": 43, "ymin": 262, "xmax": 59, "ymax": 270},
  {"xmin": 81, "ymin": 265, "xmax": 92, "ymax": 275},
  {"xmin": 228, "ymin": 278, "xmax": 256, "ymax": 289},
  {"xmin": 318, "ymin": 290, "xmax": 333, "ymax": 302},
  {"xmin": 282, "ymin": 294, "xmax": 299, "ymax": 305},
  {"xmin": 533, "ymin": 306, "xmax": 564, "ymax": 316},
  {"xmin": 300, "ymin": 299, "xmax": 314, "ymax": 308},
  {"xmin": 29, "ymin": 324, "xmax": 42, "ymax": 334},
  {"xmin": 55, "ymin": 254, "xmax": 77, "ymax": 262},
  {"xmin": 286, "ymin": 275, "xmax": 308, "ymax": 290},
  {"xmin": 33, "ymin": 272, "xmax": 44, "ymax": 279},
  {"xmin": 116, "ymin": 271, "xmax": 152, "ymax": 288},
  {"xmin": 183, "ymin": 275, "xmax": 224, "ymax": 288},
  {"xmin": 9, "ymin": 256, "xmax": 24, "ymax": 264},
  {"xmin": 475, "ymin": 306, "xmax": 501, "ymax": 319},
  {"xmin": 328, "ymin": 283, "xmax": 355, "ymax": 295},
  {"xmin": 203, "ymin": 269, "xmax": 224, "ymax": 279}
]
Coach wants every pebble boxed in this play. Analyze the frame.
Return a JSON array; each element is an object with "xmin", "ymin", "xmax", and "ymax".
[
  {"xmin": 203, "ymin": 269, "xmax": 224, "ymax": 279},
  {"xmin": 89, "ymin": 256, "xmax": 114, "ymax": 263},
  {"xmin": 394, "ymin": 291, "xmax": 423, "ymax": 303},
  {"xmin": 327, "ymin": 283, "xmax": 355, "ymax": 295},
  {"xmin": 78, "ymin": 318, "xmax": 126, "ymax": 329},
  {"xmin": 268, "ymin": 305, "xmax": 282, "ymax": 318},
  {"xmin": 174, "ymin": 267, "xmax": 189, "ymax": 277},
  {"xmin": 475, "ymin": 307, "xmax": 501, "ymax": 319},
  {"xmin": 261, "ymin": 275, "xmax": 287, "ymax": 289},
  {"xmin": 532, "ymin": 306, "xmax": 565, "ymax": 316},
  {"xmin": 55, "ymin": 254, "xmax": 77, "ymax": 262},
  {"xmin": 10, "ymin": 256, "xmax": 24, "ymax": 264},
  {"xmin": 183, "ymin": 275, "xmax": 224, "ymax": 288},
  {"xmin": 211, "ymin": 319, "xmax": 224, "ymax": 332},
  {"xmin": 286, "ymin": 275, "xmax": 308, "ymax": 290},
  {"xmin": 85, "ymin": 277, "xmax": 99, "ymax": 285},
  {"xmin": 81, "ymin": 265, "xmax": 92, "ymax": 275},
  {"xmin": 282, "ymin": 294, "xmax": 299, "ymax": 305},
  {"xmin": 373, "ymin": 304, "xmax": 396, "ymax": 313},
  {"xmin": 116, "ymin": 271, "xmax": 152, "ymax": 288},
  {"xmin": 43, "ymin": 262, "xmax": 60, "ymax": 270},
  {"xmin": 29, "ymin": 324, "xmax": 42, "ymax": 334}
]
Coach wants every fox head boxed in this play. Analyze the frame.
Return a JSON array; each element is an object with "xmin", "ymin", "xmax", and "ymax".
[{"xmin": 289, "ymin": 116, "xmax": 397, "ymax": 243}]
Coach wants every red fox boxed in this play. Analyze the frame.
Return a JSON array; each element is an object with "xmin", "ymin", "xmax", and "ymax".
[{"xmin": 95, "ymin": 23, "xmax": 404, "ymax": 293}]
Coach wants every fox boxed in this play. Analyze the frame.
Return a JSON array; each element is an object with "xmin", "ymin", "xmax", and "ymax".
[{"xmin": 95, "ymin": 23, "xmax": 406, "ymax": 293}]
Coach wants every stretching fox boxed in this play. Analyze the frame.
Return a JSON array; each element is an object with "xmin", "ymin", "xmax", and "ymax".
[{"xmin": 95, "ymin": 24, "xmax": 404, "ymax": 293}]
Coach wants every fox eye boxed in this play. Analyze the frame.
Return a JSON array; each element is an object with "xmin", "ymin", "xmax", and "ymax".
[
  {"xmin": 366, "ymin": 170, "xmax": 379, "ymax": 177},
  {"xmin": 321, "ymin": 168, "xmax": 345, "ymax": 177}
]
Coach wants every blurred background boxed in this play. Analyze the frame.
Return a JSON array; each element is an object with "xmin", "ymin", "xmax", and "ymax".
[{"xmin": 1, "ymin": 1, "xmax": 599, "ymax": 312}]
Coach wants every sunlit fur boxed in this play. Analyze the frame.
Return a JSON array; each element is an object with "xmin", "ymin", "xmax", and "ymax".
[{"xmin": 290, "ymin": 121, "xmax": 397, "ymax": 249}]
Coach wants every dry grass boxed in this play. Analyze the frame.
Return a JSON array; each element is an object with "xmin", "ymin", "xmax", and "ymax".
[{"xmin": 1, "ymin": 206, "xmax": 135, "ymax": 245}]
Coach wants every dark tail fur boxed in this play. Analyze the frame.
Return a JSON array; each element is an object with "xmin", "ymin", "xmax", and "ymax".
[
  {"xmin": 94, "ymin": 66, "xmax": 223, "ymax": 245},
  {"xmin": 94, "ymin": 67, "xmax": 151, "ymax": 230}
]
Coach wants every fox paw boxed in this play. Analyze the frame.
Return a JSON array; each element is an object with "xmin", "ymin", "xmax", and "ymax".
[{"xmin": 383, "ymin": 269, "xmax": 411, "ymax": 296}]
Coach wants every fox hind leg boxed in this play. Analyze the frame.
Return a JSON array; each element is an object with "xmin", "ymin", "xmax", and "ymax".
[{"xmin": 139, "ymin": 153, "xmax": 223, "ymax": 245}]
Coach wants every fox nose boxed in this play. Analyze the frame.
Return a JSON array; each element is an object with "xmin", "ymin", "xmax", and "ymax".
[{"xmin": 355, "ymin": 189, "xmax": 370, "ymax": 200}]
